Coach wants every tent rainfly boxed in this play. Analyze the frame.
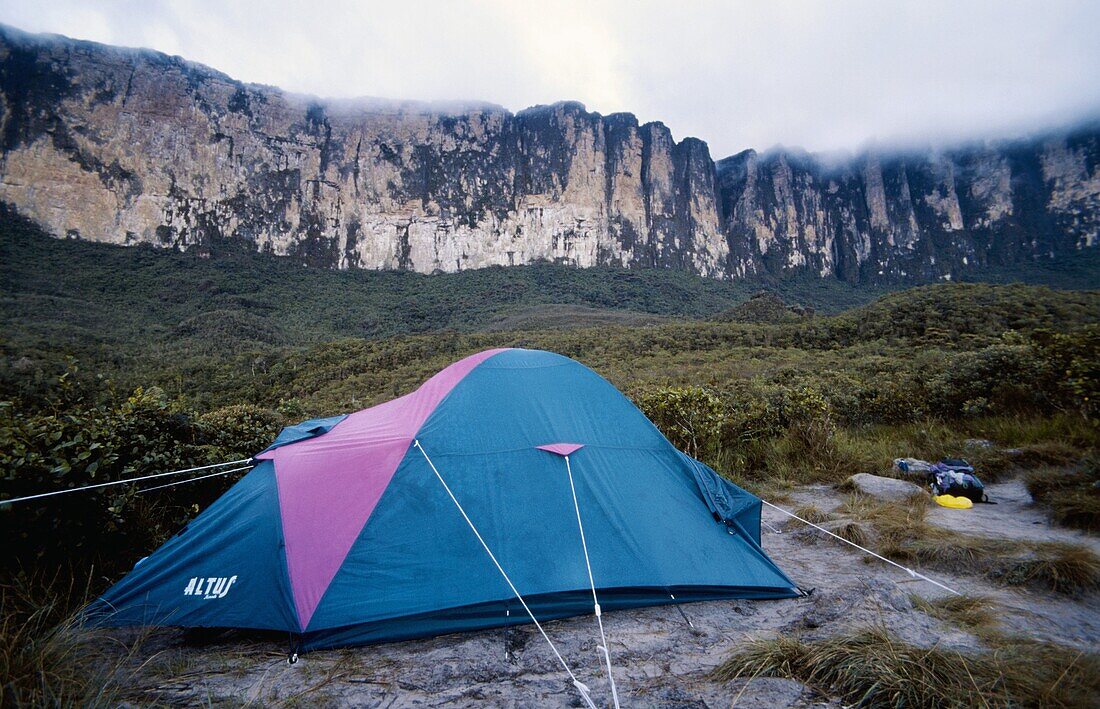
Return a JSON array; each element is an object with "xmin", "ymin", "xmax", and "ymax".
[{"xmin": 88, "ymin": 348, "xmax": 799, "ymax": 654}]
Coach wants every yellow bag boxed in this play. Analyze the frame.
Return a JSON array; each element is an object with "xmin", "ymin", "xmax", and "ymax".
[{"xmin": 933, "ymin": 494, "xmax": 973, "ymax": 509}]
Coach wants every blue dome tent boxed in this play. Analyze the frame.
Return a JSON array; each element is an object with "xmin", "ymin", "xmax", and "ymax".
[{"xmin": 89, "ymin": 349, "xmax": 798, "ymax": 654}]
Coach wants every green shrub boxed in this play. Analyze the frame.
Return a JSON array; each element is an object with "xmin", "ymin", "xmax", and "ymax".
[
  {"xmin": 0, "ymin": 389, "xmax": 282, "ymax": 580},
  {"xmin": 782, "ymin": 385, "xmax": 837, "ymax": 460},
  {"xmin": 1028, "ymin": 326, "xmax": 1100, "ymax": 419},
  {"xmin": 928, "ymin": 343, "xmax": 1043, "ymax": 418},
  {"xmin": 198, "ymin": 403, "xmax": 284, "ymax": 460},
  {"xmin": 636, "ymin": 385, "xmax": 727, "ymax": 458}
]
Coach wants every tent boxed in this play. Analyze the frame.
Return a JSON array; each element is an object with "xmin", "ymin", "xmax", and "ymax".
[{"xmin": 89, "ymin": 348, "xmax": 798, "ymax": 651}]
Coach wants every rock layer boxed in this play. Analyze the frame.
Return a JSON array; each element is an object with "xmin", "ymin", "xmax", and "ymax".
[{"xmin": 1, "ymin": 25, "xmax": 1098, "ymax": 282}]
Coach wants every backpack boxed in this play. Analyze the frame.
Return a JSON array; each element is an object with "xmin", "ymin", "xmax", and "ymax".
[{"xmin": 929, "ymin": 459, "xmax": 988, "ymax": 503}]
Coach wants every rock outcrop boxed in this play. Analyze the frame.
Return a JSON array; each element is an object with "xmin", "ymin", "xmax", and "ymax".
[
  {"xmin": 846, "ymin": 474, "xmax": 926, "ymax": 502},
  {"xmin": 716, "ymin": 138, "xmax": 1100, "ymax": 282},
  {"xmin": 1, "ymin": 25, "xmax": 1098, "ymax": 282}
]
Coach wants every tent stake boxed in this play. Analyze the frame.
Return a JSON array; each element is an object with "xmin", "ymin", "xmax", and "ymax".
[{"xmin": 668, "ymin": 593, "xmax": 695, "ymax": 629}]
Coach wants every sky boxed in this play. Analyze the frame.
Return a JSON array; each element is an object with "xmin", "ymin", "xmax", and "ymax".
[{"xmin": 1, "ymin": 0, "xmax": 1099, "ymax": 158}]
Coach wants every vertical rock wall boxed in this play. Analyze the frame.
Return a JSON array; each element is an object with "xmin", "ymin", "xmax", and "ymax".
[{"xmin": 1, "ymin": 25, "xmax": 1097, "ymax": 283}]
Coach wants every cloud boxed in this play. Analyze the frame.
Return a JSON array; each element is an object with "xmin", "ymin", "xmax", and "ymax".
[{"xmin": 2, "ymin": 0, "xmax": 1098, "ymax": 157}]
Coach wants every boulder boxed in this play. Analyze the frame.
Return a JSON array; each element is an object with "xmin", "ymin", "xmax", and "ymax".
[
  {"xmin": 846, "ymin": 473, "xmax": 926, "ymax": 501},
  {"xmin": 893, "ymin": 457, "xmax": 932, "ymax": 478}
]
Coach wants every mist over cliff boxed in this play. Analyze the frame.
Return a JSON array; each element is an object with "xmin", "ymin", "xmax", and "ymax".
[{"xmin": 1, "ymin": 25, "xmax": 1097, "ymax": 284}]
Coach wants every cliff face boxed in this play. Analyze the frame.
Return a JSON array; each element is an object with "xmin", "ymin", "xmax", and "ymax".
[
  {"xmin": 1, "ymin": 26, "xmax": 1098, "ymax": 282},
  {"xmin": 717, "ymin": 136, "xmax": 1100, "ymax": 282}
]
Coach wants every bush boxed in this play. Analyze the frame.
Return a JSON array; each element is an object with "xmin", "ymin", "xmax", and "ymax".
[
  {"xmin": 198, "ymin": 403, "xmax": 284, "ymax": 460},
  {"xmin": 782, "ymin": 386, "xmax": 837, "ymax": 461},
  {"xmin": 0, "ymin": 388, "xmax": 283, "ymax": 580},
  {"xmin": 717, "ymin": 382, "xmax": 786, "ymax": 447},
  {"xmin": 1029, "ymin": 326, "xmax": 1100, "ymax": 419},
  {"xmin": 637, "ymin": 385, "xmax": 726, "ymax": 458},
  {"xmin": 928, "ymin": 343, "xmax": 1042, "ymax": 418}
]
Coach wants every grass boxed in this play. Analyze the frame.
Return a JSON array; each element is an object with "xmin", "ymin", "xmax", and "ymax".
[
  {"xmin": 836, "ymin": 492, "xmax": 929, "ymax": 526},
  {"xmin": 990, "ymin": 543, "xmax": 1100, "ymax": 593},
  {"xmin": 791, "ymin": 504, "xmax": 833, "ymax": 524},
  {"xmin": 740, "ymin": 415, "xmax": 1098, "ymax": 490},
  {"xmin": 909, "ymin": 594, "xmax": 997, "ymax": 633},
  {"xmin": 0, "ymin": 570, "xmax": 149, "ymax": 706},
  {"xmin": 892, "ymin": 527, "xmax": 1100, "ymax": 595},
  {"xmin": 780, "ymin": 505, "xmax": 870, "ymax": 545},
  {"xmin": 714, "ymin": 626, "xmax": 1100, "ymax": 708},
  {"xmin": 832, "ymin": 521, "xmax": 870, "ymax": 546},
  {"xmin": 738, "ymin": 476, "xmax": 796, "ymax": 505},
  {"xmin": 1026, "ymin": 461, "xmax": 1100, "ymax": 533},
  {"xmin": 962, "ymin": 443, "xmax": 1085, "ymax": 483},
  {"xmin": 961, "ymin": 416, "xmax": 1100, "ymax": 452}
]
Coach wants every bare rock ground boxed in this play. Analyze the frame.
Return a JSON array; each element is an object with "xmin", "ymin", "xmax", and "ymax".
[
  {"xmin": 121, "ymin": 477, "xmax": 1098, "ymax": 707},
  {"xmin": 925, "ymin": 478, "xmax": 1100, "ymax": 554}
]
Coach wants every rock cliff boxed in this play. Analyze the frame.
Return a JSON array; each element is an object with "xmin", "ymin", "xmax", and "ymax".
[
  {"xmin": 1, "ymin": 25, "xmax": 1097, "ymax": 282},
  {"xmin": 717, "ymin": 137, "xmax": 1100, "ymax": 282}
]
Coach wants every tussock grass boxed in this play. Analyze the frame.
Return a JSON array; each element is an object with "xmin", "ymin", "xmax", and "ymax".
[
  {"xmin": 737, "ymin": 424, "xmax": 889, "ymax": 486},
  {"xmin": 792, "ymin": 504, "xmax": 832, "ymax": 524},
  {"xmin": 837, "ymin": 493, "xmax": 929, "ymax": 528},
  {"xmin": 740, "ymin": 476, "xmax": 796, "ymax": 505},
  {"xmin": 767, "ymin": 415, "xmax": 1099, "ymax": 488},
  {"xmin": 1026, "ymin": 461, "xmax": 1100, "ymax": 533},
  {"xmin": 832, "ymin": 521, "xmax": 870, "ymax": 547},
  {"xmin": 779, "ymin": 501, "xmax": 871, "ymax": 545},
  {"xmin": 782, "ymin": 505, "xmax": 833, "ymax": 534},
  {"xmin": 964, "ymin": 442, "xmax": 1084, "ymax": 483},
  {"xmin": 890, "ymin": 527, "xmax": 1100, "ymax": 595},
  {"xmin": 909, "ymin": 594, "xmax": 997, "ymax": 632},
  {"xmin": 1012, "ymin": 442, "xmax": 1085, "ymax": 469},
  {"xmin": 714, "ymin": 627, "xmax": 1100, "ymax": 708},
  {"xmin": 992, "ymin": 543, "xmax": 1100, "ymax": 594},
  {"xmin": 958, "ymin": 447, "xmax": 1021, "ymax": 482},
  {"xmin": 0, "ymin": 570, "xmax": 149, "ymax": 706},
  {"xmin": 962, "ymin": 415, "xmax": 1100, "ymax": 452},
  {"xmin": 834, "ymin": 476, "xmax": 860, "ymax": 493}
]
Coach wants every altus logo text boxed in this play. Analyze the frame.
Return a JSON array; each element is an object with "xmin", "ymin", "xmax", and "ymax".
[{"xmin": 184, "ymin": 575, "xmax": 238, "ymax": 599}]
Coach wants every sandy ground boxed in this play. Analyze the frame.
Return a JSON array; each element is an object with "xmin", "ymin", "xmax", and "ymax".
[{"xmin": 118, "ymin": 476, "xmax": 1099, "ymax": 707}]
